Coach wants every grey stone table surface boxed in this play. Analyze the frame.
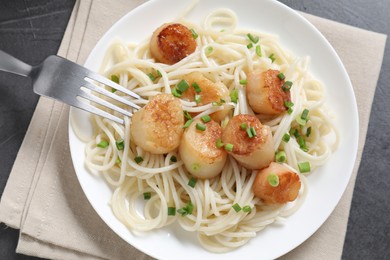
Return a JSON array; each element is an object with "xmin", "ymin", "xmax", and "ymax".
[{"xmin": 0, "ymin": 0, "xmax": 388, "ymax": 259}]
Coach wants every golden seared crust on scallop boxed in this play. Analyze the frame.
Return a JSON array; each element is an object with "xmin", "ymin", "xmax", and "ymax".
[
  {"xmin": 247, "ymin": 69, "xmax": 291, "ymax": 115},
  {"xmin": 253, "ymin": 162, "xmax": 301, "ymax": 204},
  {"xmin": 150, "ymin": 23, "xmax": 197, "ymax": 65},
  {"xmin": 131, "ymin": 94, "xmax": 184, "ymax": 154},
  {"xmin": 179, "ymin": 117, "xmax": 227, "ymax": 179},
  {"xmin": 181, "ymin": 72, "xmax": 230, "ymax": 122},
  {"xmin": 221, "ymin": 114, "xmax": 274, "ymax": 169}
]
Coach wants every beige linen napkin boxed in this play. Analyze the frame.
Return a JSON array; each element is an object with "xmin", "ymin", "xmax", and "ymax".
[{"xmin": 0, "ymin": 0, "xmax": 386, "ymax": 259}]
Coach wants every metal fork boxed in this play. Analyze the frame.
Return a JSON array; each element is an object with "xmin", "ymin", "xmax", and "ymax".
[{"xmin": 0, "ymin": 50, "xmax": 141, "ymax": 125}]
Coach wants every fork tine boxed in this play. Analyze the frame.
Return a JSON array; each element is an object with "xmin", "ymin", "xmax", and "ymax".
[
  {"xmin": 74, "ymin": 100, "xmax": 124, "ymax": 125},
  {"xmin": 78, "ymin": 89, "xmax": 133, "ymax": 118},
  {"xmin": 87, "ymin": 72, "xmax": 141, "ymax": 99},
  {"xmin": 83, "ymin": 81, "xmax": 141, "ymax": 110}
]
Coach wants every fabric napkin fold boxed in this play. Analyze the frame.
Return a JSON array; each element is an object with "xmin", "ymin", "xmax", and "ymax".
[{"xmin": 0, "ymin": 0, "xmax": 386, "ymax": 259}]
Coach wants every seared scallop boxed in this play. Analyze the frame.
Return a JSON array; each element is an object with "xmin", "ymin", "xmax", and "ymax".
[
  {"xmin": 221, "ymin": 114, "xmax": 274, "ymax": 170},
  {"xmin": 247, "ymin": 69, "xmax": 291, "ymax": 115},
  {"xmin": 150, "ymin": 23, "xmax": 197, "ymax": 65},
  {"xmin": 179, "ymin": 117, "xmax": 227, "ymax": 179},
  {"xmin": 181, "ymin": 72, "xmax": 230, "ymax": 122},
  {"xmin": 253, "ymin": 162, "xmax": 301, "ymax": 204},
  {"xmin": 131, "ymin": 94, "xmax": 184, "ymax": 154}
]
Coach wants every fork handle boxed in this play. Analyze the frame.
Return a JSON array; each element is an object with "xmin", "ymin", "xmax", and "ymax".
[{"xmin": 0, "ymin": 50, "xmax": 32, "ymax": 77}]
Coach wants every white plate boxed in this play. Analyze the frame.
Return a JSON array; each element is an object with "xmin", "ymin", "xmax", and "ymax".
[{"xmin": 68, "ymin": 0, "xmax": 359, "ymax": 259}]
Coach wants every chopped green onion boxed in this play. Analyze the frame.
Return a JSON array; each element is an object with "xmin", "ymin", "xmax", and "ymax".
[
  {"xmin": 306, "ymin": 127, "xmax": 312, "ymax": 137},
  {"xmin": 282, "ymin": 81, "xmax": 293, "ymax": 91},
  {"xmin": 147, "ymin": 72, "xmax": 156, "ymax": 81},
  {"xmin": 301, "ymin": 109, "xmax": 310, "ymax": 121},
  {"xmin": 242, "ymin": 205, "xmax": 252, "ymax": 213},
  {"xmin": 190, "ymin": 28, "xmax": 198, "ymax": 39},
  {"xmin": 246, "ymin": 127, "xmax": 253, "ymax": 138},
  {"xmin": 171, "ymin": 87, "xmax": 182, "ymax": 97},
  {"xmin": 184, "ymin": 119, "xmax": 193, "ymax": 128},
  {"xmin": 241, "ymin": 123, "xmax": 247, "ymax": 130},
  {"xmin": 201, "ymin": 115, "xmax": 211, "ymax": 123},
  {"xmin": 247, "ymin": 33, "xmax": 259, "ymax": 44},
  {"xmin": 247, "ymin": 43, "xmax": 254, "ymax": 49},
  {"xmin": 177, "ymin": 79, "xmax": 189, "ymax": 93},
  {"xmin": 168, "ymin": 207, "xmax": 176, "ymax": 216},
  {"xmin": 284, "ymin": 101, "xmax": 294, "ymax": 108},
  {"xmin": 277, "ymin": 73, "xmax": 285, "ymax": 80},
  {"xmin": 269, "ymin": 53, "xmax": 276, "ymax": 63},
  {"xmin": 184, "ymin": 110, "xmax": 192, "ymax": 120},
  {"xmin": 157, "ymin": 70, "xmax": 162, "ymax": 77},
  {"xmin": 282, "ymin": 133, "xmax": 290, "ymax": 143},
  {"xmin": 225, "ymin": 143, "xmax": 233, "ymax": 152},
  {"xmin": 205, "ymin": 46, "xmax": 213, "ymax": 56},
  {"xmin": 194, "ymin": 94, "xmax": 201, "ymax": 104},
  {"xmin": 116, "ymin": 157, "xmax": 121, "ymax": 164},
  {"xmin": 143, "ymin": 192, "xmax": 151, "ymax": 200},
  {"xmin": 298, "ymin": 161, "xmax": 311, "ymax": 173},
  {"xmin": 267, "ymin": 174, "xmax": 279, "ymax": 187},
  {"xmin": 275, "ymin": 151, "xmax": 287, "ymax": 163},
  {"xmin": 230, "ymin": 89, "xmax": 238, "ymax": 103},
  {"xmin": 97, "ymin": 140, "xmax": 109, "ymax": 148},
  {"xmin": 191, "ymin": 163, "xmax": 200, "ymax": 171},
  {"xmin": 192, "ymin": 82, "xmax": 201, "ymax": 93},
  {"xmin": 110, "ymin": 75, "xmax": 119, "ymax": 84},
  {"xmin": 232, "ymin": 203, "xmax": 242, "ymax": 212},
  {"xmin": 216, "ymin": 138, "xmax": 224, "ymax": 148},
  {"xmin": 239, "ymin": 79, "xmax": 247, "ymax": 85},
  {"xmin": 170, "ymin": 156, "xmax": 177, "ymax": 162},
  {"xmin": 297, "ymin": 136, "xmax": 309, "ymax": 152},
  {"xmin": 183, "ymin": 119, "xmax": 193, "ymax": 128},
  {"xmin": 220, "ymin": 98, "xmax": 226, "ymax": 103},
  {"xmin": 212, "ymin": 101, "xmax": 222, "ymax": 106},
  {"xmin": 256, "ymin": 45, "xmax": 262, "ymax": 57},
  {"xmin": 287, "ymin": 108, "xmax": 293, "ymax": 114},
  {"xmin": 295, "ymin": 115, "xmax": 307, "ymax": 126},
  {"xmin": 290, "ymin": 128, "xmax": 300, "ymax": 138},
  {"xmin": 177, "ymin": 202, "xmax": 194, "ymax": 216},
  {"xmin": 134, "ymin": 156, "xmax": 144, "ymax": 164},
  {"xmin": 250, "ymin": 127, "xmax": 257, "ymax": 137},
  {"xmin": 188, "ymin": 177, "xmax": 197, "ymax": 188},
  {"xmin": 116, "ymin": 139, "xmax": 124, "ymax": 150},
  {"xmin": 196, "ymin": 123, "xmax": 206, "ymax": 131}
]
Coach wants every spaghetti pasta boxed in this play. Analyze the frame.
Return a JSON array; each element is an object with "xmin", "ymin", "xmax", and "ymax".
[{"xmin": 77, "ymin": 8, "xmax": 338, "ymax": 253}]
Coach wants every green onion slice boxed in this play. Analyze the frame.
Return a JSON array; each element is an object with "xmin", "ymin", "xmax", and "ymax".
[
  {"xmin": 134, "ymin": 156, "xmax": 143, "ymax": 164},
  {"xmin": 267, "ymin": 174, "xmax": 280, "ymax": 187},
  {"xmin": 246, "ymin": 127, "xmax": 254, "ymax": 138},
  {"xmin": 205, "ymin": 46, "xmax": 213, "ymax": 56},
  {"xmin": 306, "ymin": 127, "xmax": 312, "ymax": 137},
  {"xmin": 110, "ymin": 75, "xmax": 119, "ymax": 84},
  {"xmin": 277, "ymin": 73, "xmax": 285, "ymax": 80},
  {"xmin": 242, "ymin": 205, "xmax": 252, "ymax": 213},
  {"xmin": 282, "ymin": 133, "xmax": 290, "ymax": 143},
  {"xmin": 147, "ymin": 72, "xmax": 156, "ymax": 81},
  {"xmin": 241, "ymin": 123, "xmax": 247, "ymax": 130},
  {"xmin": 168, "ymin": 207, "xmax": 176, "ymax": 216},
  {"xmin": 225, "ymin": 143, "xmax": 233, "ymax": 152},
  {"xmin": 190, "ymin": 28, "xmax": 198, "ymax": 39},
  {"xmin": 192, "ymin": 82, "xmax": 201, "ymax": 93},
  {"xmin": 177, "ymin": 202, "xmax": 194, "ymax": 216},
  {"xmin": 188, "ymin": 177, "xmax": 197, "ymax": 188},
  {"xmin": 301, "ymin": 109, "xmax": 309, "ymax": 121},
  {"xmin": 143, "ymin": 192, "xmax": 151, "ymax": 200},
  {"xmin": 230, "ymin": 89, "xmax": 238, "ymax": 103},
  {"xmin": 194, "ymin": 94, "xmax": 201, "ymax": 104},
  {"xmin": 171, "ymin": 87, "xmax": 182, "ymax": 97},
  {"xmin": 216, "ymin": 138, "xmax": 224, "ymax": 148},
  {"xmin": 232, "ymin": 203, "xmax": 242, "ymax": 212},
  {"xmin": 115, "ymin": 157, "xmax": 121, "ymax": 164},
  {"xmin": 116, "ymin": 139, "xmax": 124, "ymax": 150},
  {"xmin": 269, "ymin": 53, "xmax": 276, "ymax": 63},
  {"xmin": 247, "ymin": 43, "xmax": 254, "ymax": 49},
  {"xmin": 201, "ymin": 115, "xmax": 211, "ymax": 123},
  {"xmin": 282, "ymin": 81, "xmax": 293, "ymax": 91},
  {"xmin": 247, "ymin": 33, "xmax": 259, "ymax": 44},
  {"xmin": 183, "ymin": 110, "xmax": 192, "ymax": 120},
  {"xmin": 183, "ymin": 119, "xmax": 193, "ymax": 128},
  {"xmin": 157, "ymin": 70, "xmax": 162, "ymax": 77},
  {"xmin": 97, "ymin": 140, "xmax": 109, "ymax": 148},
  {"xmin": 256, "ymin": 45, "xmax": 262, "ymax": 57},
  {"xmin": 239, "ymin": 79, "xmax": 247, "ymax": 85},
  {"xmin": 177, "ymin": 79, "xmax": 189, "ymax": 93},
  {"xmin": 196, "ymin": 123, "xmax": 206, "ymax": 131},
  {"xmin": 275, "ymin": 151, "xmax": 287, "ymax": 163},
  {"xmin": 298, "ymin": 161, "xmax": 311, "ymax": 173}
]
